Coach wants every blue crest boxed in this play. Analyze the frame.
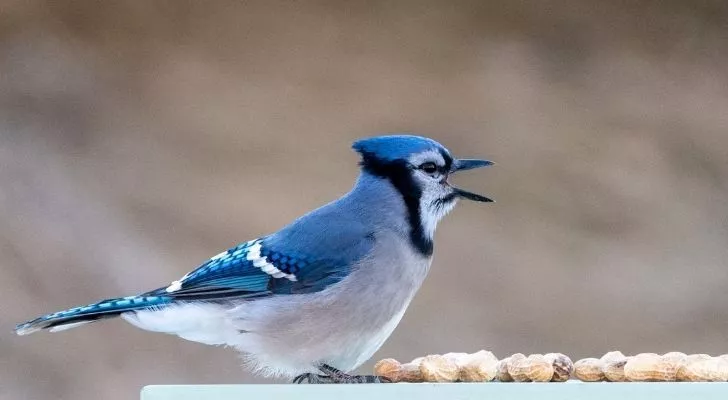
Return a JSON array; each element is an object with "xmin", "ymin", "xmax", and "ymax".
[{"xmin": 352, "ymin": 134, "xmax": 450, "ymax": 162}]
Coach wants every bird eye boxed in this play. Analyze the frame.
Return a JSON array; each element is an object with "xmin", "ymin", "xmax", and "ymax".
[{"xmin": 419, "ymin": 162, "xmax": 438, "ymax": 174}]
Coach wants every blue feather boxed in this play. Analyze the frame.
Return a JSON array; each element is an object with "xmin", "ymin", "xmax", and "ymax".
[
  {"xmin": 150, "ymin": 230, "xmax": 374, "ymax": 298},
  {"xmin": 15, "ymin": 295, "xmax": 171, "ymax": 335},
  {"xmin": 352, "ymin": 134, "xmax": 447, "ymax": 162}
]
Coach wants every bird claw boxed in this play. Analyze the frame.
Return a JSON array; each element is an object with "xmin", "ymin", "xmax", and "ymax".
[
  {"xmin": 345, "ymin": 375, "xmax": 391, "ymax": 383},
  {"xmin": 292, "ymin": 372, "xmax": 391, "ymax": 384},
  {"xmin": 292, "ymin": 373, "xmax": 328, "ymax": 384}
]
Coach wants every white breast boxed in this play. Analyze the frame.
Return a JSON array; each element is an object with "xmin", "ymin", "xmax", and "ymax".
[{"xmin": 344, "ymin": 304, "xmax": 410, "ymax": 370}]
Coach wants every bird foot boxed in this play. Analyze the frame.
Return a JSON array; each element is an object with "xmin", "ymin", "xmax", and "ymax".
[
  {"xmin": 292, "ymin": 373, "xmax": 326, "ymax": 384},
  {"xmin": 292, "ymin": 372, "xmax": 390, "ymax": 384}
]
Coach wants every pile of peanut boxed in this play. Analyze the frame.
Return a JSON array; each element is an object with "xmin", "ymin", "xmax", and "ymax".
[{"xmin": 374, "ymin": 351, "xmax": 728, "ymax": 383}]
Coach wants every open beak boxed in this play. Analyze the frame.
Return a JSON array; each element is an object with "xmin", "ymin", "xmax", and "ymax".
[{"xmin": 450, "ymin": 158, "xmax": 494, "ymax": 203}]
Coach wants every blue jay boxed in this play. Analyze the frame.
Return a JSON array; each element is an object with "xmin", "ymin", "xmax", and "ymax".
[{"xmin": 15, "ymin": 134, "xmax": 493, "ymax": 384}]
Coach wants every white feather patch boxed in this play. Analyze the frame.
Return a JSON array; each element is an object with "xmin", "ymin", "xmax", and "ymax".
[
  {"xmin": 246, "ymin": 242, "xmax": 263, "ymax": 261},
  {"xmin": 122, "ymin": 304, "xmax": 241, "ymax": 345},
  {"xmin": 164, "ymin": 239, "xmax": 298, "ymax": 297},
  {"xmin": 165, "ymin": 280, "xmax": 182, "ymax": 293},
  {"xmin": 245, "ymin": 240, "xmax": 297, "ymax": 281},
  {"xmin": 420, "ymin": 191, "xmax": 457, "ymax": 239},
  {"xmin": 48, "ymin": 321, "xmax": 93, "ymax": 333},
  {"xmin": 15, "ymin": 325, "xmax": 41, "ymax": 336},
  {"xmin": 258, "ymin": 264, "xmax": 276, "ymax": 274},
  {"xmin": 408, "ymin": 150, "xmax": 446, "ymax": 166},
  {"xmin": 253, "ymin": 259, "xmax": 269, "ymax": 268}
]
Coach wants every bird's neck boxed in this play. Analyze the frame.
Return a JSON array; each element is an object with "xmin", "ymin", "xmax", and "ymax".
[{"xmin": 345, "ymin": 172, "xmax": 434, "ymax": 256}]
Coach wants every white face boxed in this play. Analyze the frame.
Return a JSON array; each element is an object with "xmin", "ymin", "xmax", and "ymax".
[{"xmin": 407, "ymin": 150, "xmax": 458, "ymax": 239}]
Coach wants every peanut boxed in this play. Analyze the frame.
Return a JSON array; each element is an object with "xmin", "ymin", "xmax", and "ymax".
[
  {"xmin": 420, "ymin": 355, "xmax": 460, "ymax": 382},
  {"xmin": 374, "ymin": 357, "xmax": 425, "ymax": 383},
  {"xmin": 544, "ymin": 353, "xmax": 573, "ymax": 382},
  {"xmin": 456, "ymin": 350, "xmax": 499, "ymax": 382},
  {"xmin": 525, "ymin": 354, "xmax": 555, "ymax": 382},
  {"xmin": 375, "ymin": 350, "xmax": 728, "ymax": 384},
  {"xmin": 507, "ymin": 353, "xmax": 530, "ymax": 382},
  {"xmin": 574, "ymin": 358, "xmax": 605, "ymax": 382},
  {"xmin": 662, "ymin": 352, "xmax": 687, "ymax": 364},
  {"xmin": 496, "ymin": 357, "xmax": 513, "ymax": 382},
  {"xmin": 624, "ymin": 353, "xmax": 681, "ymax": 382},
  {"xmin": 601, "ymin": 351, "xmax": 629, "ymax": 382},
  {"xmin": 677, "ymin": 357, "xmax": 728, "ymax": 382}
]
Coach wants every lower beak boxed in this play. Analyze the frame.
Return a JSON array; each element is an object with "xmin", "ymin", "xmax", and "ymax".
[
  {"xmin": 450, "ymin": 158, "xmax": 494, "ymax": 203},
  {"xmin": 453, "ymin": 187, "xmax": 494, "ymax": 203}
]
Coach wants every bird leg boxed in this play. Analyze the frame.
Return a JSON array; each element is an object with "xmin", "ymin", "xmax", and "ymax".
[
  {"xmin": 292, "ymin": 373, "xmax": 332, "ymax": 384},
  {"xmin": 318, "ymin": 364, "xmax": 391, "ymax": 383},
  {"xmin": 293, "ymin": 364, "xmax": 391, "ymax": 384},
  {"xmin": 291, "ymin": 364, "xmax": 391, "ymax": 384}
]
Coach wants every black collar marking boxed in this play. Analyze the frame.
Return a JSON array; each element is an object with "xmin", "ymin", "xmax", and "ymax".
[{"xmin": 358, "ymin": 152, "xmax": 433, "ymax": 256}]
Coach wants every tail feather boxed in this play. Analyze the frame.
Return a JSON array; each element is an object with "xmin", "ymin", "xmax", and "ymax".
[{"xmin": 15, "ymin": 295, "xmax": 172, "ymax": 336}]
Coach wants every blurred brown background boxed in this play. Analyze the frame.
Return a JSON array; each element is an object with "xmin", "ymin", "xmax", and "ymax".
[{"xmin": 2, "ymin": 1, "xmax": 728, "ymax": 399}]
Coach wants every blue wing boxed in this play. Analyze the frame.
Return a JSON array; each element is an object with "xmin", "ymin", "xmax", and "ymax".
[
  {"xmin": 15, "ymin": 212, "xmax": 376, "ymax": 334},
  {"xmin": 146, "ymin": 239, "xmax": 272, "ymax": 300},
  {"xmin": 150, "ymin": 233, "xmax": 374, "ymax": 300}
]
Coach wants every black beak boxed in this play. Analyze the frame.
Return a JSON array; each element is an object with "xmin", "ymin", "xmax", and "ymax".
[
  {"xmin": 450, "ymin": 158, "xmax": 494, "ymax": 203},
  {"xmin": 452, "ymin": 159, "xmax": 494, "ymax": 172},
  {"xmin": 453, "ymin": 187, "xmax": 494, "ymax": 203}
]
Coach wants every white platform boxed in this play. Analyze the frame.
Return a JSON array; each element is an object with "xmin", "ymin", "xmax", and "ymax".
[{"xmin": 141, "ymin": 382, "xmax": 728, "ymax": 400}]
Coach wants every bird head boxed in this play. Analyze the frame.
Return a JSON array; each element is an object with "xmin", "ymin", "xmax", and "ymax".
[{"xmin": 353, "ymin": 134, "xmax": 493, "ymax": 254}]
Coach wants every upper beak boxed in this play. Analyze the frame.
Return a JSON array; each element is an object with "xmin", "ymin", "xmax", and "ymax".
[
  {"xmin": 452, "ymin": 158, "xmax": 494, "ymax": 172},
  {"xmin": 450, "ymin": 158, "xmax": 494, "ymax": 203}
]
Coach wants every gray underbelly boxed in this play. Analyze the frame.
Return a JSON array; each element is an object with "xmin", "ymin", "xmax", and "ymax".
[{"xmin": 231, "ymin": 252, "xmax": 431, "ymax": 371}]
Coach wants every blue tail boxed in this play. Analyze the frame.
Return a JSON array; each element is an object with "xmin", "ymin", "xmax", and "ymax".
[{"xmin": 15, "ymin": 295, "xmax": 173, "ymax": 335}]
